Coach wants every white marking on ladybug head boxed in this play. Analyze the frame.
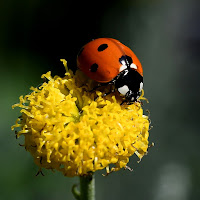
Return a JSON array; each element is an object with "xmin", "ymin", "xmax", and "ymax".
[
  {"xmin": 118, "ymin": 85, "xmax": 129, "ymax": 95},
  {"xmin": 130, "ymin": 63, "xmax": 137, "ymax": 70},
  {"xmin": 139, "ymin": 82, "xmax": 143, "ymax": 92},
  {"xmin": 119, "ymin": 65, "xmax": 127, "ymax": 72},
  {"xmin": 120, "ymin": 59, "xmax": 126, "ymax": 66}
]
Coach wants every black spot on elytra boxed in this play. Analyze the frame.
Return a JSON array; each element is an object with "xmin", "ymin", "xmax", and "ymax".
[
  {"xmin": 77, "ymin": 47, "xmax": 84, "ymax": 57},
  {"xmin": 90, "ymin": 63, "xmax": 98, "ymax": 72},
  {"xmin": 97, "ymin": 43, "xmax": 108, "ymax": 52},
  {"xmin": 119, "ymin": 55, "xmax": 133, "ymax": 67}
]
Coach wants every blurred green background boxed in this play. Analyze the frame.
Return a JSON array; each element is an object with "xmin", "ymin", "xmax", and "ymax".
[{"xmin": 1, "ymin": 0, "xmax": 200, "ymax": 199}]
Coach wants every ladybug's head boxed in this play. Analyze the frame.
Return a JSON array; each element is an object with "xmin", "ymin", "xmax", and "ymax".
[{"xmin": 114, "ymin": 68, "xmax": 143, "ymax": 102}]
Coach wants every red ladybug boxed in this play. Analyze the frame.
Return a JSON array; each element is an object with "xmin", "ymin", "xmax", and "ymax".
[{"xmin": 77, "ymin": 38, "xmax": 143, "ymax": 102}]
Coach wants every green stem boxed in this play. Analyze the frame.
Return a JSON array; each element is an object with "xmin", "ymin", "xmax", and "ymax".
[
  {"xmin": 72, "ymin": 173, "xmax": 95, "ymax": 200},
  {"xmin": 79, "ymin": 173, "xmax": 95, "ymax": 200}
]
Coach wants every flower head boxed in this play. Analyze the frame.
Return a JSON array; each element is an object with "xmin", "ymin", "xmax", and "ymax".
[{"xmin": 12, "ymin": 59, "xmax": 150, "ymax": 177}]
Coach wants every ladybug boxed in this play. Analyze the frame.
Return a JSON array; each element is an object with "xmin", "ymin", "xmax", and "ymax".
[{"xmin": 77, "ymin": 38, "xmax": 143, "ymax": 102}]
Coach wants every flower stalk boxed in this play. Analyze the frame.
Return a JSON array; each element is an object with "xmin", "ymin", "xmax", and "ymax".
[
  {"xmin": 80, "ymin": 174, "xmax": 95, "ymax": 200},
  {"xmin": 72, "ymin": 174, "xmax": 95, "ymax": 200}
]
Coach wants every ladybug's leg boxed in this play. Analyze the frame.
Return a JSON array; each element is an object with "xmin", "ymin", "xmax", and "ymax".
[
  {"xmin": 101, "ymin": 80, "xmax": 117, "ymax": 97},
  {"xmin": 120, "ymin": 99, "xmax": 127, "ymax": 105},
  {"xmin": 92, "ymin": 82, "xmax": 116, "ymax": 101},
  {"xmin": 120, "ymin": 99, "xmax": 133, "ymax": 105},
  {"xmin": 102, "ymin": 88, "xmax": 115, "ymax": 97},
  {"xmin": 89, "ymin": 82, "xmax": 108, "ymax": 92},
  {"xmin": 92, "ymin": 83, "xmax": 113, "ymax": 101}
]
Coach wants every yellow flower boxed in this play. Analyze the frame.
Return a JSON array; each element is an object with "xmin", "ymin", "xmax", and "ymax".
[{"xmin": 12, "ymin": 59, "xmax": 150, "ymax": 177}]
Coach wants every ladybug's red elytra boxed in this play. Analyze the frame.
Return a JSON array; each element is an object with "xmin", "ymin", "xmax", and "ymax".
[{"xmin": 77, "ymin": 38, "xmax": 143, "ymax": 102}]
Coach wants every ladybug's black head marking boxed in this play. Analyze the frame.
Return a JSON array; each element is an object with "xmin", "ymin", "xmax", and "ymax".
[
  {"xmin": 90, "ymin": 63, "xmax": 98, "ymax": 72},
  {"xmin": 119, "ymin": 55, "xmax": 133, "ymax": 67},
  {"xmin": 98, "ymin": 44, "xmax": 108, "ymax": 52}
]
